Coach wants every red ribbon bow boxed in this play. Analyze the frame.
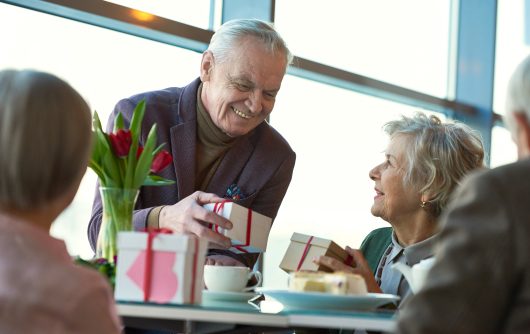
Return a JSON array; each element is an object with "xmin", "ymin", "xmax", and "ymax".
[
  {"xmin": 295, "ymin": 235, "xmax": 354, "ymax": 271},
  {"xmin": 212, "ymin": 200, "xmax": 253, "ymax": 253}
]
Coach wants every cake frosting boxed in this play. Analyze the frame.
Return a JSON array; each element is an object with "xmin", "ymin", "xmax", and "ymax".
[{"xmin": 288, "ymin": 271, "xmax": 368, "ymax": 295}]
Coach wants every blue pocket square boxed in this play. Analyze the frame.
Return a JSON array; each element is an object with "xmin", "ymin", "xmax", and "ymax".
[{"xmin": 225, "ymin": 183, "xmax": 246, "ymax": 201}]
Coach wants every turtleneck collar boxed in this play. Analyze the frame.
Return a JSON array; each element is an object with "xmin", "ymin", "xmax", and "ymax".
[{"xmin": 196, "ymin": 83, "xmax": 237, "ymax": 146}]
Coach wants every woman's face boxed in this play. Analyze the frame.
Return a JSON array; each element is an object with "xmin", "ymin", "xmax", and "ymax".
[{"xmin": 369, "ymin": 135, "xmax": 423, "ymax": 224}]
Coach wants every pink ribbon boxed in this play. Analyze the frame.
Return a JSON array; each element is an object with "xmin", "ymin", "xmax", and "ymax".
[
  {"xmin": 142, "ymin": 228, "xmax": 172, "ymax": 302},
  {"xmin": 296, "ymin": 236, "xmax": 314, "ymax": 271}
]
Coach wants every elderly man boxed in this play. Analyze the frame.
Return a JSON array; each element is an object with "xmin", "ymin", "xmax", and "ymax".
[
  {"xmin": 88, "ymin": 19, "xmax": 296, "ymax": 268},
  {"xmin": 396, "ymin": 55, "xmax": 530, "ymax": 333}
]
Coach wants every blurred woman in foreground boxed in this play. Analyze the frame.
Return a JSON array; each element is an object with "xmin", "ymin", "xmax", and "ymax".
[{"xmin": 0, "ymin": 69, "xmax": 121, "ymax": 333}]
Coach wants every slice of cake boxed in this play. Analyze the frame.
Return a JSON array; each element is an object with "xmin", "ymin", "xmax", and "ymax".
[{"xmin": 288, "ymin": 271, "xmax": 368, "ymax": 295}]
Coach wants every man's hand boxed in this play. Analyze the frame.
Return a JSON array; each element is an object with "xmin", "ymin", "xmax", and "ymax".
[
  {"xmin": 159, "ymin": 191, "xmax": 232, "ymax": 249},
  {"xmin": 313, "ymin": 246, "xmax": 382, "ymax": 293},
  {"xmin": 205, "ymin": 254, "xmax": 246, "ymax": 267}
]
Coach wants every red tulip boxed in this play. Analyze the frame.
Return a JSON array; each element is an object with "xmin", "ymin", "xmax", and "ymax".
[
  {"xmin": 151, "ymin": 150, "xmax": 172, "ymax": 173},
  {"xmin": 136, "ymin": 146, "xmax": 143, "ymax": 160},
  {"xmin": 109, "ymin": 129, "xmax": 132, "ymax": 157}
]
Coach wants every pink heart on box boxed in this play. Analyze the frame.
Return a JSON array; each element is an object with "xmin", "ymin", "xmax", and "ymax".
[{"xmin": 127, "ymin": 251, "xmax": 179, "ymax": 303}]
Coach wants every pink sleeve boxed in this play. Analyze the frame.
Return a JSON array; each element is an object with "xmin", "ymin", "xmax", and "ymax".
[{"xmin": 67, "ymin": 272, "xmax": 122, "ymax": 334}]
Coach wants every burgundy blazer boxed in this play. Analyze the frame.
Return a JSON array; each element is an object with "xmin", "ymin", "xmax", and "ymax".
[{"xmin": 88, "ymin": 78, "xmax": 296, "ymax": 266}]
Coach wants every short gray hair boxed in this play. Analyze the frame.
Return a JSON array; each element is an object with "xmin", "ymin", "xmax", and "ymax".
[
  {"xmin": 0, "ymin": 69, "xmax": 92, "ymax": 210},
  {"xmin": 384, "ymin": 112, "xmax": 485, "ymax": 217},
  {"xmin": 208, "ymin": 19, "xmax": 293, "ymax": 67},
  {"xmin": 505, "ymin": 54, "xmax": 530, "ymax": 133}
]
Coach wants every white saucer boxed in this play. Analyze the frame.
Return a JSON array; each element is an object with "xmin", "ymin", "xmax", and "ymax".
[
  {"xmin": 202, "ymin": 290, "xmax": 257, "ymax": 303},
  {"xmin": 257, "ymin": 289, "xmax": 400, "ymax": 311}
]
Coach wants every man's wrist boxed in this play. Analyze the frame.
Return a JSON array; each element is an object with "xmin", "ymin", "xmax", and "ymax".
[{"xmin": 147, "ymin": 206, "xmax": 164, "ymax": 229}]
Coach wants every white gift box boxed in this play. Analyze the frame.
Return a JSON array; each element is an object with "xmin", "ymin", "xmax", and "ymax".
[
  {"xmin": 204, "ymin": 202, "xmax": 272, "ymax": 253},
  {"xmin": 115, "ymin": 231, "xmax": 208, "ymax": 304}
]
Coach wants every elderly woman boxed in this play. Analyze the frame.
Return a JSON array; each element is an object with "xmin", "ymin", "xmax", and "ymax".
[
  {"xmin": 315, "ymin": 112, "xmax": 484, "ymax": 303},
  {"xmin": 0, "ymin": 70, "xmax": 121, "ymax": 333}
]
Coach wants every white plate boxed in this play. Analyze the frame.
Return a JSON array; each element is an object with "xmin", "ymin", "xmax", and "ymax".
[
  {"xmin": 258, "ymin": 289, "xmax": 400, "ymax": 311},
  {"xmin": 202, "ymin": 290, "xmax": 257, "ymax": 303}
]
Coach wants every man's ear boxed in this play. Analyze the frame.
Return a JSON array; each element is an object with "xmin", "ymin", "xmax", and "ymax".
[
  {"xmin": 513, "ymin": 112, "xmax": 530, "ymax": 159},
  {"xmin": 200, "ymin": 51, "xmax": 214, "ymax": 82}
]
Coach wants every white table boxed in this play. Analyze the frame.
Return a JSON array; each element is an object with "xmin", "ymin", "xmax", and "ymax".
[{"xmin": 117, "ymin": 299, "xmax": 396, "ymax": 333}]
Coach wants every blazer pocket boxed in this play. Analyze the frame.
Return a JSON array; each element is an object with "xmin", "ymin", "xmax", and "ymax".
[{"xmin": 233, "ymin": 191, "xmax": 258, "ymax": 208}]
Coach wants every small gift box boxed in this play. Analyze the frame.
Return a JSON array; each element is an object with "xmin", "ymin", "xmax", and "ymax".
[
  {"xmin": 204, "ymin": 201, "xmax": 272, "ymax": 253},
  {"xmin": 279, "ymin": 232, "xmax": 353, "ymax": 273},
  {"xmin": 114, "ymin": 230, "xmax": 208, "ymax": 304}
]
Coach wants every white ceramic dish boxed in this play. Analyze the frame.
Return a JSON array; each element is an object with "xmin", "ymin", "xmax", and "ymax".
[
  {"xmin": 202, "ymin": 290, "xmax": 257, "ymax": 303},
  {"xmin": 257, "ymin": 289, "xmax": 400, "ymax": 311}
]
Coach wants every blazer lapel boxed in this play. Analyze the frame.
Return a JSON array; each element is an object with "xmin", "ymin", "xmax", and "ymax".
[
  {"xmin": 170, "ymin": 122, "xmax": 196, "ymax": 200},
  {"xmin": 207, "ymin": 136, "xmax": 253, "ymax": 197}
]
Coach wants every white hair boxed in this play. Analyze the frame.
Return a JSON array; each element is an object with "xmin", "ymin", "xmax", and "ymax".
[
  {"xmin": 384, "ymin": 112, "xmax": 485, "ymax": 217},
  {"xmin": 207, "ymin": 19, "xmax": 293, "ymax": 67},
  {"xmin": 505, "ymin": 54, "xmax": 530, "ymax": 134}
]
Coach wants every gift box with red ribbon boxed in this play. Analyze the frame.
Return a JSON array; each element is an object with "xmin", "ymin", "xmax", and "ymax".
[
  {"xmin": 114, "ymin": 230, "xmax": 208, "ymax": 304},
  {"xmin": 279, "ymin": 232, "xmax": 353, "ymax": 273},
  {"xmin": 204, "ymin": 201, "xmax": 272, "ymax": 253}
]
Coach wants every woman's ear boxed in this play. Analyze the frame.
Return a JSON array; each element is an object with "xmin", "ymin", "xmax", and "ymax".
[
  {"xmin": 200, "ymin": 51, "xmax": 214, "ymax": 82},
  {"xmin": 420, "ymin": 193, "xmax": 433, "ymax": 208},
  {"xmin": 513, "ymin": 112, "xmax": 530, "ymax": 159}
]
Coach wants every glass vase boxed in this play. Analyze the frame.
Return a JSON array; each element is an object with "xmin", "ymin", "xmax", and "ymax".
[{"xmin": 96, "ymin": 187, "xmax": 139, "ymax": 263}]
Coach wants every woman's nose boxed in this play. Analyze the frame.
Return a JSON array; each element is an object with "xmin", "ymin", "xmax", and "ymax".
[{"xmin": 369, "ymin": 165, "xmax": 379, "ymax": 181}]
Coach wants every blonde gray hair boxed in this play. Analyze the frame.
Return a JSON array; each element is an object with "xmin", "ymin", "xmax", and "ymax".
[
  {"xmin": 208, "ymin": 18, "xmax": 293, "ymax": 67},
  {"xmin": 0, "ymin": 69, "xmax": 92, "ymax": 210},
  {"xmin": 384, "ymin": 112, "xmax": 485, "ymax": 217},
  {"xmin": 505, "ymin": 54, "xmax": 530, "ymax": 133}
]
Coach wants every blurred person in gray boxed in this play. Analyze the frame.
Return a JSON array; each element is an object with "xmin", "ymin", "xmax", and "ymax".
[{"xmin": 396, "ymin": 54, "xmax": 530, "ymax": 333}]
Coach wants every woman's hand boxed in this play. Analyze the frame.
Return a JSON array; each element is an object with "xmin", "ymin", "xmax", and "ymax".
[
  {"xmin": 313, "ymin": 246, "xmax": 382, "ymax": 293},
  {"xmin": 158, "ymin": 191, "xmax": 233, "ymax": 249}
]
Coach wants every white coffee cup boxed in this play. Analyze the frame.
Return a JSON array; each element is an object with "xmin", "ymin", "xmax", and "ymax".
[{"xmin": 204, "ymin": 265, "xmax": 262, "ymax": 292}]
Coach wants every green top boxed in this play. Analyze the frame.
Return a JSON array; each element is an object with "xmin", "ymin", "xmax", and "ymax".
[{"xmin": 360, "ymin": 227, "xmax": 393, "ymax": 275}]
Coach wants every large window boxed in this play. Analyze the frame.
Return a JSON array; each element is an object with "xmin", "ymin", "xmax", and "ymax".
[
  {"xmin": 0, "ymin": 3, "xmax": 202, "ymax": 258},
  {"xmin": 490, "ymin": 0, "xmax": 526, "ymax": 166},
  {"xmin": 104, "ymin": 0, "xmax": 216, "ymax": 29},
  {"xmin": 266, "ymin": 74, "xmax": 445, "ymax": 287},
  {"xmin": 275, "ymin": 0, "xmax": 451, "ymax": 98},
  {"xmin": 2, "ymin": 1, "xmax": 512, "ymax": 290},
  {"xmin": 493, "ymin": 0, "xmax": 530, "ymax": 116}
]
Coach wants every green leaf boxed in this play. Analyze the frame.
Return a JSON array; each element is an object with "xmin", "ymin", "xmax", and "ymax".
[
  {"xmin": 93, "ymin": 111, "xmax": 104, "ymax": 133},
  {"xmin": 132, "ymin": 124, "xmax": 157, "ymax": 189},
  {"xmin": 124, "ymin": 100, "xmax": 146, "ymax": 189},
  {"xmin": 113, "ymin": 112, "xmax": 124, "ymax": 132},
  {"xmin": 143, "ymin": 174, "xmax": 176, "ymax": 186},
  {"xmin": 152, "ymin": 143, "xmax": 166, "ymax": 157},
  {"xmin": 128, "ymin": 100, "xmax": 146, "ymax": 138},
  {"xmin": 102, "ymin": 150, "xmax": 121, "ymax": 187},
  {"xmin": 88, "ymin": 160, "xmax": 109, "ymax": 186}
]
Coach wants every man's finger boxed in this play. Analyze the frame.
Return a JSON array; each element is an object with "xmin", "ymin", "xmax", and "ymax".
[
  {"xmin": 194, "ymin": 191, "xmax": 224, "ymax": 205},
  {"xmin": 314, "ymin": 255, "xmax": 343, "ymax": 271},
  {"xmin": 189, "ymin": 222, "xmax": 231, "ymax": 249}
]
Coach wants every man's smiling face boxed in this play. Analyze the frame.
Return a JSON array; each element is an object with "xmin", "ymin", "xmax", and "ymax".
[{"xmin": 200, "ymin": 36, "xmax": 287, "ymax": 137}]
